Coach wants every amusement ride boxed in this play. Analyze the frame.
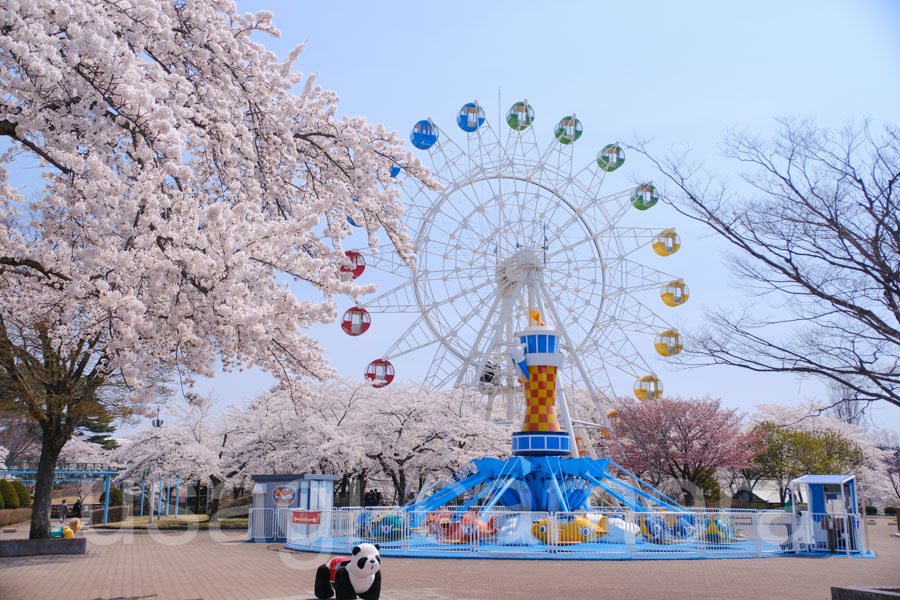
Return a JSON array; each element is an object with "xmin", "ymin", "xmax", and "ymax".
[
  {"xmin": 331, "ymin": 99, "xmax": 719, "ymax": 547},
  {"xmin": 282, "ymin": 99, "xmax": 870, "ymax": 560}
]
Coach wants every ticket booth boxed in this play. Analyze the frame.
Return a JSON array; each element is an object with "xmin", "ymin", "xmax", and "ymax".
[
  {"xmin": 248, "ymin": 473, "xmax": 337, "ymax": 541},
  {"xmin": 788, "ymin": 474, "xmax": 863, "ymax": 555}
]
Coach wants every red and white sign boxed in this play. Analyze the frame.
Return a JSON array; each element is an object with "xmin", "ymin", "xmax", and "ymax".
[{"xmin": 292, "ymin": 511, "xmax": 321, "ymax": 525}]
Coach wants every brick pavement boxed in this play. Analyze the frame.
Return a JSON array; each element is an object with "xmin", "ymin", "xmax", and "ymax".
[{"xmin": 1, "ymin": 522, "xmax": 899, "ymax": 600}]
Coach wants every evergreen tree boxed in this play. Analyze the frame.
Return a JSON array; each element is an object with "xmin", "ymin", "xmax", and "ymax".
[
  {"xmin": 99, "ymin": 487, "xmax": 125, "ymax": 506},
  {"xmin": 12, "ymin": 480, "xmax": 31, "ymax": 508},
  {"xmin": 0, "ymin": 480, "xmax": 19, "ymax": 509},
  {"xmin": 75, "ymin": 414, "xmax": 119, "ymax": 451}
]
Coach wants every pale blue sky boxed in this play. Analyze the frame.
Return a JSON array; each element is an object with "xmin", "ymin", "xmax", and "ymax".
[{"xmin": 203, "ymin": 0, "xmax": 900, "ymax": 429}]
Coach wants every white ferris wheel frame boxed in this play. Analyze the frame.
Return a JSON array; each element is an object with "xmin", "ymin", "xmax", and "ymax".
[{"xmin": 362, "ymin": 100, "xmax": 683, "ymax": 441}]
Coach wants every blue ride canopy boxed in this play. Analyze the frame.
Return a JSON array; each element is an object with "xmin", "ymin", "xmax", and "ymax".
[{"xmin": 403, "ymin": 455, "xmax": 687, "ymax": 515}]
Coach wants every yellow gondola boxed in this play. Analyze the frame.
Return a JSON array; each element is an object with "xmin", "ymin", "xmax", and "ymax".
[
  {"xmin": 654, "ymin": 329, "xmax": 683, "ymax": 357},
  {"xmin": 652, "ymin": 229, "xmax": 681, "ymax": 256},
  {"xmin": 634, "ymin": 375, "xmax": 663, "ymax": 400},
  {"xmin": 660, "ymin": 280, "xmax": 690, "ymax": 307}
]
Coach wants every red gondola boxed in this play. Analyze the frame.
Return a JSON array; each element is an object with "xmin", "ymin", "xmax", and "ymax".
[
  {"xmin": 341, "ymin": 307, "xmax": 371, "ymax": 336},
  {"xmin": 341, "ymin": 250, "xmax": 366, "ymax": 279},
  {"xmin": 365, "ymin": 359, "xmax": 394, "ymax": 388}
]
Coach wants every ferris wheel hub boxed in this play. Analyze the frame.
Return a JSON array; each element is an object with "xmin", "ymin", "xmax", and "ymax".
[{"xmin": 495, "ymin": 246, "xmax": 543, "ymax": 292}]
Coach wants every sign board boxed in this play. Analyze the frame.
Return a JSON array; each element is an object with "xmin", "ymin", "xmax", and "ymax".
[
  {"xmin": 272, "ymin": 485, "xmax": 296, "ymax": 506},
  {"xmin": 292, "ymin": 511, "xmax": 321, "ymax": 525}
]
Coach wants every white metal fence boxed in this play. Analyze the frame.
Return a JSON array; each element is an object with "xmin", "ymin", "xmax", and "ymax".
[
  {"xmin": 276, "ymin": 507, "xmax": 869, "ymax": 559},
  {"xmin": 248, "ymin": 507, "xmax": 273, "ymax": 540}
]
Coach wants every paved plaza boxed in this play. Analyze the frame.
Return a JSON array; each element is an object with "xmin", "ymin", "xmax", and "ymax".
[{"xmin": 2, "ymin": 520, "xmax": 899, "ymax": 600}]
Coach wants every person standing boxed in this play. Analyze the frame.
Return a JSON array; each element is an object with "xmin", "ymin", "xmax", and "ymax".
[
  {"xmin": 59, "ymin": 500, "xmax": 69, "ymax": 524},
  {"xmin": 73, "ymin": 498, "xmax": 83, "ymax": 519}
]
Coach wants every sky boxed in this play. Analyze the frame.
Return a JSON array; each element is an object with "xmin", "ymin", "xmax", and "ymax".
[
  {"xmin": 181, "ymin": 0, "xmax": 900, "ymax": 430},
  {"xmin": 5, "ymin": 1, "xmax": 900, "ymax": 431}
]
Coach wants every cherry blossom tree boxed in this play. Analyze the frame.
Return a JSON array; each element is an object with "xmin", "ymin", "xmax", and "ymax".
[
  {"xmin": 220, "ymin": 379, "xmax": 509, "ymax": 506},
  {"xmin": 59, "ymin": 434, "xmax": 114, "ymax": 465},
  {"xmin": 604, "ymin": 396, "xmax": 764, "ymax": 503},
  {"xmin": 0, "ymin": 410, "xmax": 40, "ymax": 464},
  {"xmin": 116, "ymin": 394, "xmax": 221, "ymax": 484},
  {"xmin": 115, "ymin": 393, "xmax": 227, "ymax": 515},
  {"xmin": 363, "ymin": 383, "xmax": 508, "ymax": 504},
  {"xmin": 0, "ymin": 0, "xmax": 433, "ymax": 538}
]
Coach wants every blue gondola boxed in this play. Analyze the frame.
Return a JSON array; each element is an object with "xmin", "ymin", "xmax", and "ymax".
[
  {"xmin": 410, "ymin": 119, "xmax": 439, "ymax": 149},
  {"xmin": 457, "ymin": 102, "xmax": 485, "ymax": 132}
]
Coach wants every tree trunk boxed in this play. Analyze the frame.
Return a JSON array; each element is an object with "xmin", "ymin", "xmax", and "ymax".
[
  {"xmin": 208, "ymin": 475, "xmax": 223, "ymax": 520},
  {"xmin": 355, "ymin": 473, "xmax": 367, "ymax": 507},
  {"xmin": 395, "ymin": 469, "xmax": 407, "ymax": 506},
  {"xmin": 29, "ymin": 431, "xmax": 67, "ymax": 539}
]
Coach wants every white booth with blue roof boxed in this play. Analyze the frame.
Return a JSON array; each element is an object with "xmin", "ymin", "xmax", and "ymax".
[{"xmin": 787, "ymin": 474, "xmax": 870, "ymax": 556}]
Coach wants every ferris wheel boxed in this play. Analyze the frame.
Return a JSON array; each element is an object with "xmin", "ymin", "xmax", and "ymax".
[{"xmin": 343, "ymin": 100, "xmax": 688, "ymax": 422}]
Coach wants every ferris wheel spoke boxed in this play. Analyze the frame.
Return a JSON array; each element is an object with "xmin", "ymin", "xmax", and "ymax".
[
  {"xmin": 470, "ymin": 119, "xmax": 504, "ymax": 168},
  {"xmin": 426, "ymin": 133, "xmax": 473, "ymax": 187},
  {"xmin": 544, "ymin": 221, "xmax": 648, "ymax": 262},
  {"xmin": 454, "ymin": 290, "xmax": 506, "ymax": 385},
  {"xmin": 379, "ymin": 315, "xmax": 442, "ymax": 360},
  {"xmin": 587, "ymin": 328, "xmax": 655, "ymax": 377},
  {"xmin": 425, "ymin": 342, "xmax": 466, "ymax": 388},
  {"xmin": 365, "ymin": 245, "xmax": 413, "ymax": 274},
  {"xmin": 423, "ymin": 276, "xmax": 496, "ymax": 314},
  {"xmin": 608, "ymin": 227, "xmax": 667, "ymax": 255},
  {"xmin": 416, "ymin": 261, "xmax": 493, "ymax": 279},
  {"xmin": 420, "ymin": 229, "xmax": 493, "ymax": 266},
  {"xmin": 363, "ymin": 281, "xmax": 421, "ymax": 313},
  {"xmin": 397, "ymin": 178, "xmax": 440, "ymax": 220},
  {"xmin": 603, "ymin": 257, "xmax": 679, "ymax": 289},
  {"xmin": 573, "ymin": 160, "xmax": 609, "ymax": 200},
  {"xmin": 608, "ymin": 294, "xmax": 680, "ymax": 334},
  {"xmin": 428, "ymin": 186, "xmax": 502, "ymax": 249},
  {"xmin": 422, "ymin": 213, "xmax": 499, "ymax": 262},
  {"xmin": 502, "ymin": 111, "xmax": 542, "ymax": 168}
]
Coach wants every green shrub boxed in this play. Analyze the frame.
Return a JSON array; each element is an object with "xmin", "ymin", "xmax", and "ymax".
[
  {"xmin": 0, "ymin": 480, "xmax": 18, "ymax": 509},
  {"xmin": 99, "ymin": 487, "xmax": 125, "ymax": 506},
  {"xmin": 865, "ymin": 505, "xmax": 877, "ymax": 515},
  {"xmin": 884, "ymin": 506, "xmax": 896, "ymax": 516},
  {"xmin": 0, "ymin": 489, "xmax": 5, "ymax": 510},
  {"xmin": 11, "ymin": 480, "xmax": 32, "ymax": 508}
]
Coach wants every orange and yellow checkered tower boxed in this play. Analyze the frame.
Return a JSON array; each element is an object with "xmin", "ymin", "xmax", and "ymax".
[
  {"xmin": 510, "ymin": 325, "xmax": 570, "ymax": 457},
  {"xmin": 522, "ymin": 365, "xmax": 561, "ymax": 432}
]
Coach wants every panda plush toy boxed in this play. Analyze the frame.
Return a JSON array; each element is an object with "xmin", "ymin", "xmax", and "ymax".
[{"xmin": 314, "ymin": 543, "xmax": 381, "ymax": 600}]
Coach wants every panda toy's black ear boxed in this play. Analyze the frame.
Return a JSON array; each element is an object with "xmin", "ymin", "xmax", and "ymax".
[
  {"xmin": 351, "ymin": 545, "xmax": 361, "ymax": 555},
  {"xmin": 374, "ymin": 544, "xmax": 380, "ymax": 551}
]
